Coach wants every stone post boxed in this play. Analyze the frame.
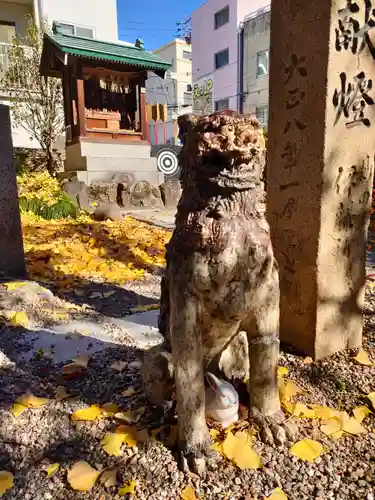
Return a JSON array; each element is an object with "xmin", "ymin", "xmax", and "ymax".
[
  {"xmin": 267, "ymin": 0, "xmax": 375, "ymax": 359},
  {"xmin": 163, "ymin": 178, "xmax": 182, "ymax": 209},
  {"xmin": 0, "ymin": 105, "xmax": 26, "ymax": 278}
]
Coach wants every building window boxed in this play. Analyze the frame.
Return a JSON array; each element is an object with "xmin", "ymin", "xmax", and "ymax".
[
  {"xmin": 214, "ymin": 48, "xmax": 229, "ymax": 70},
  {"xmin": 183, "ymin": 50, "xmax": 192, "ymax": 60},
  {"xmin": 0, "ymin": 21, "xmax": 16, "ymax": 44},
  {"xmin": 214, "ymin": 6, "xmax": 229, "ymax": 30},
  {"xmin": 215, "ymin": 98, "xmax": 229, "ymax": 112},
  {"xmin": 256, "ymin": 50, "xmax": 269, "ymax": 77},
  {"xmin": 58, "ymin": 22, "xmax": 94, "ymax": 38},
  {"xmin": 255, "ymin": 105, "xmax": 268, "ymax": 127}
]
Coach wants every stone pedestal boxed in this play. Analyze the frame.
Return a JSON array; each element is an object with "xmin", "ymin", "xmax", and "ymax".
[
  {"xmin": 267, "ymin": 0, "xmax": 375, "ymax": 359},
  {"xmin": 0, "ymin": 105, "xmax": 26, "ymax": 278}
]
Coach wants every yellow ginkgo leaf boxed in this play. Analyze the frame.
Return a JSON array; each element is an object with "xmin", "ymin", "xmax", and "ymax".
[
  {"xmin": 67, "ymin": 461, "xmax": 100, "ymax": 491},
  {"xmin": 210, "ymin": 441, "xmax": 224, "ymax": 456},
  {"xmin": 234, "ymin": 430, "xmax": 256, "ymax": 445},
  {"xmin": 100, "ymin": 468, "xmax": 118, "ymax": 487},
  {"xmin": 310, "ymin": 405, "xmax": 334, "ymax": 420},
  {"xmin": 284, "ymin": 402, "xmax": 316, "ymax": 419},
  {"xmin": 277, "ymin": 366, "xmax": 289, "ymax": 378},
  {"xmin": 46, "ymin": 463, "xmax": 60, "ymax": 477},
  {"xmin": 55, "ymin": 386, "xmax": 71, "ymax": 402},
  {"xmin": 289, "ymin": 439, "xmax": 323, "ymax": 462},
  {"xmin": 221, "ymin": 431, "xmax": 262, "ymax": 470},
  {"xmin": 0, "ymin": 471, "xmax": 14, "ymax": 495},
  {"xmin": 342, "ymin": 416, "xmax": 366, "ymax": 435},
  {"xmin": 180, "ymin": 485, "xmax": 197, "ymax": 500},
  {"xmin": 11, "ymin": 403, "xmax": 28, "ymax": 417},
  {"xmin": 209, "ymin": 428, "xmax": 221, "ymax": 440},
  {"xmin": 321, "ymin": 417, "xmax": 342, "ymax": 436},
  {"xmin": 10, "ymin": 311, "xmax": 28, "ymax": 327},
  {"xmin": 102, "ymin": 402, "xmax": 120, "ymax": 416},
  {"xmin": 233, "ymin": 446, "xmax": 262, "ymax": 470},
  {"xmin": 101, "ymin": 432, "xmax": 125, "ymax": 456},
  {"xmin": 118, "ymin": 479, "xmax": 136, "ymax": 496},
  {"xmin": 16, "ymin": 393, "xmax": 49, "ymax": 408},
  {"xmin": 367, "ymin": 392, "xmax": 375, "ymax": 410},
  {"xmin": 267, "ymin": 487, "xmax": 288, "ymax": 500},
  {"xmin": 71, "ymin": 405, "xmax": 104, "ymax": 421},
  {"xmin": 4, "ymin": 281, "xmax": 27, "ymax": 291},
  {"xmin": 353, "ymin": 405, "xmax": 372, "ymax": 423},
  {"xmin": 278, "ymin": 379, "xmax": 302, "ymax": 402},
  {"xmin": 115, "ymin": 425, "xmax": 137, "ymax": 447},
  {"xmin": 353, "ymin": 349, "xmax": 374, "ymax": 366}
]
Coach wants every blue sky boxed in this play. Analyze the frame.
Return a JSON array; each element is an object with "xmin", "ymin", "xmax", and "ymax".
[{"xmin": 117, "ymin": 0, "xmax": 203, "ymax": 51}]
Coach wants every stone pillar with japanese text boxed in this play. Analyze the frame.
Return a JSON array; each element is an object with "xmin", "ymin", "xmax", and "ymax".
[{"xmin": 267, "ymin": 0, "xmax": 375, "ymax": 359}]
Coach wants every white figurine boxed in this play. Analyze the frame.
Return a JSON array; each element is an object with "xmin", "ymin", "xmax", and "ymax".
[{"xmin": 205, "ymin": 372, "xmax": 239, "ymax": 428}]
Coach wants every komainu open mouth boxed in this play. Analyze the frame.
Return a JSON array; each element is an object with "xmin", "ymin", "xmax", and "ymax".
[{"xmin": 179, "ymin": 111, "xmax": 266, "ymax": 191}]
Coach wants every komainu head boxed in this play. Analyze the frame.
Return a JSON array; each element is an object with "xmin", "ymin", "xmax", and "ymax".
[{"xmin": 178, "ymin": 111, "xmax": 266, "ymax": 192}]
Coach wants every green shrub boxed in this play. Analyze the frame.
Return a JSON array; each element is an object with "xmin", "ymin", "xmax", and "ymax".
[{"xmin": 19, "ymin": 192, "xmax": 79, "ymax": 220}]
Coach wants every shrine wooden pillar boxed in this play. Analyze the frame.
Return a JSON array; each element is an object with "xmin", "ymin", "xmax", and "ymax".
[
  {"xmin": 76, "ymin": 64, "xmax": 87, "ymax": 137},
  {"xmin": 138, "ymin": 86, "xmax": 149, "ymax": 142}
]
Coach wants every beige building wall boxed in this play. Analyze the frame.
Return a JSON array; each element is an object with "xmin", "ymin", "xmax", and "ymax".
[
  {"xmin": 146, "ymin": 39, "xmax": 192, "ymax": 145},
  {"xmin": 0, "ymin": 1, "xmax": 33, "ymax": 38},
  {"xmin": 242, "ymin": 7, "xmax": 270, "ymax": 127}
]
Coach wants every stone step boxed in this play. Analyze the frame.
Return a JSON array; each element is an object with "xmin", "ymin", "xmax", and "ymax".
[
  {"xmin": 86, "ymin": 156, "xmax": 157, "ymax": 172},
  {"xmin": 81, "ymin": 141, "xmax": 152, "ymax": 159}
]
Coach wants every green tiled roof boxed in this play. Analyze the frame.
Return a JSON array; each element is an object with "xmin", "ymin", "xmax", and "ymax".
[{"xmin": 44, "ymin": 31, "xmax": 171, "ymax": 72}]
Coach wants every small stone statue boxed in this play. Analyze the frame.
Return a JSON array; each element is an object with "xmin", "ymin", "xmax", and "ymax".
[{"xmin": 143, "ymin": 111, "xmax": 296, "ymax": 475}]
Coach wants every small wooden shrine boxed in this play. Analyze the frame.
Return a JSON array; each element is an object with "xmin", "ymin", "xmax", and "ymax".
[{"xmin": 40, "ymin": 23, "xmax": 171, "ymax": 145}]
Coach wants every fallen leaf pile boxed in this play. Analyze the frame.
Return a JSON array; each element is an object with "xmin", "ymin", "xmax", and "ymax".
[
  {"xmin": 21, "ymin": 213, "xmax": 171, "ymax": 288},
  {"xmin": 17, "ymin": 171, "xmax": 63, "ymax": 206}
]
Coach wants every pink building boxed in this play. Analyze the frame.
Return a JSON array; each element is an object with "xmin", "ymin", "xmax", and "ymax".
[{"xmin": 192, "ymin": 0, "xmax": 269, "ymax": 114}]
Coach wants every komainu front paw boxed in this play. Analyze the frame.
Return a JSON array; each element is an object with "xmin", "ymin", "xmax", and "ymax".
[
  {"xmin": 250, "ymin": 407, "xmax": 298, "ymax": 446},
  {"xmin": 179, "ymin": 431, "xmax": 216, "ymax": 476}
]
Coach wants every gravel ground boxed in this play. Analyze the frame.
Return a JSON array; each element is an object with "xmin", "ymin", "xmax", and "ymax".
[{"xmin": 0, "ymin": 256, "xmax": 375, "ymax": 499}]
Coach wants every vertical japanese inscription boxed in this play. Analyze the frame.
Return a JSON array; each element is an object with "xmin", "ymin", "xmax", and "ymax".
[
  {"xmin": 281, "ymin": 54, "xmax": 308, "ymax": 174},
  {"xmin": 333, "ymin": 0, "xmax": 375, "ymax": 127}
]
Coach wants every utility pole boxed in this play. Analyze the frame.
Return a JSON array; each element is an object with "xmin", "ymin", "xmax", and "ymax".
[{"xmin": 176, "ymin": 16, "xmax": 191, "ymax": 44}]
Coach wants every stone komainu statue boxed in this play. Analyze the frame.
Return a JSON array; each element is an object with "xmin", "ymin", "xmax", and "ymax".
[{"xmin": 142, "ymin": 110, "xmax": 295, "ymax": 474}]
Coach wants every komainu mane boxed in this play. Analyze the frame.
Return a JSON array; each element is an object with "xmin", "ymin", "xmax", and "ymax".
[{"xmin": 143, "ymin": 110, "xmax": 296, "ymax": 474}]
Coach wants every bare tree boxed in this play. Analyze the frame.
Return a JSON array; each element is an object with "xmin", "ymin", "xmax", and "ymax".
[{"xmin": 0, "ymin": 16, "xmax": 64, "ymax": 176}]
